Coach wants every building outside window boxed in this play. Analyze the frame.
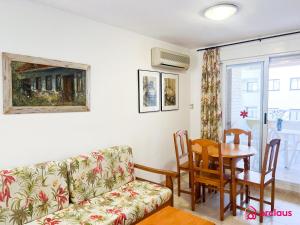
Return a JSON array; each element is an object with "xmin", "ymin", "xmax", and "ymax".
[
  {"xmin": 290, "ymin": 78, "xmax": 300, "ymax": 90},
  {"xmin": 46, "ymin": 76, "xmax": 52, "ymax": 90},
  {"xmin": 246, "ymin": 81, "xmax": 258, "ymax": 92},
  {"xmin": 268, "ymin": 108, "xmax": 279, "ymax": 120},
  {"xmin": 269, "ymin": 79, "xmax": 280, "ymax": 91},
  {"xmin": 36, "ymin": 77, "xmax": 42, "ymax": 91},
  {"xmin": 289, "ymin": 109, "xmax": 300, "ymax": 121},
  {"xmin": 246, "ymin": 106, "xmax": 258, "ymax": 119}
]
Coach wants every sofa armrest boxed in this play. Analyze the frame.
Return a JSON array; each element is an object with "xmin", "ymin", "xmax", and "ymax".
[
  {"xmin": 134, "ymin": 163, "xmax": 177, "ymax": 177},
  {"xmin": 134, "ymin": 163, "xmax": 177, "ymax": 206}
]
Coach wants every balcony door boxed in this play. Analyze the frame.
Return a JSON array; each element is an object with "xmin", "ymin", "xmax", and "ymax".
[
  {"xmin": 224, "ymin": 61, "xmax": 267, "ymax": 172},
  {"xmin": 224, "ymin": 54, "xmax": 300, "ymax": 185}
]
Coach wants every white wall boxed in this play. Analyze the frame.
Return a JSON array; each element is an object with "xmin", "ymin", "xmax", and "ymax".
[
  {"xmin": 189, "ymin": 34, "xmax": 300, "ymax": 138},
  {"xmin": 0, "ymin": 0, "xmax": 191, "ymax": 173}
]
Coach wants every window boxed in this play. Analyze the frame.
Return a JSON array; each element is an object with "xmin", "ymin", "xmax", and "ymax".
[
  {"xmin": 246, "ymin": 107, "xmax": 258, "ymax": 119},
  {"xmin": 36, "ymin": 77, "xmax": 42, "ymax": 91},
  {"xmin": 46, "ymin": 76, "xmax": 52, "ymax": 90},
  {"xmin": 290, "ymin": 78, "xmax": 300, "ymax": 90},
  {"xmin": 56, "ymin": 75, "xmax": 62, "ymax": 91},
  {"xmin": 246, "ymin": 82, "xmax": 258, "ymax": 92},
  {"xmin": 269, "ymin": 79, "xmax": 280, "ymax": 91},
  {"xmin": 289, "ymin": 109, "xmax": 300, "ymax": 121}
]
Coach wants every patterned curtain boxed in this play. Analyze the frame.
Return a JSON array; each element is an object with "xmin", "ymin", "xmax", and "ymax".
[{"xmin": 200, "ymin": 48, "xmax": 222, "ymax": 141}]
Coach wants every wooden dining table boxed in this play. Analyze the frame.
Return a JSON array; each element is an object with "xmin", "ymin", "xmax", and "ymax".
[{"xmin": 192, "ymin": 143, "xmax": 257, "ymax": 216}]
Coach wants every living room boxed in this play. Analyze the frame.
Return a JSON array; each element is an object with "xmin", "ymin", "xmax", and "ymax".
[{"xmin": 0, "ymin": 0, "xmax": 299, "ymax": 225}]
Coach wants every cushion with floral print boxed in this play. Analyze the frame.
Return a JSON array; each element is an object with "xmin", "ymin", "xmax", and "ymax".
[
  {"xmin": 67, "ymin": 145, "xmax": 135, "ymax": 204},
  {"xmin": 26, "ymin": 180, "xmax": 172, "ymax": 225},
  {"xmin": 0, "ymin": 161, "xmax": 69, "ymax": 225}
]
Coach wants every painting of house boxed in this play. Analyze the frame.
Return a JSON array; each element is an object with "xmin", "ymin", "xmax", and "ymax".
[{"xmin": 3, "ymin": 53, "xmax": 90, "ymax": 114}]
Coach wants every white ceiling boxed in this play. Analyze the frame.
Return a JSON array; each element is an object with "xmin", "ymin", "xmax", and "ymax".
[{"xmin": 29, "ymin": 0, "xmax": 300, "ymax": 49}]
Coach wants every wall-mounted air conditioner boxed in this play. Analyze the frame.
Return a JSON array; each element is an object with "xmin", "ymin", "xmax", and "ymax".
[{"xmin": 151, "ymin": 47, "xmax": 190, "ymax": 70}]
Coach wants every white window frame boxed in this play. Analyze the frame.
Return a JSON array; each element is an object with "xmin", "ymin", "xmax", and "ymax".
[
  {"xmin": 289, "ymin": 109, "xmax": 300, "ymax": 121},
  {"xmin": 269, "ymin": 79, "xmax": 280, "ymax": 91},
  {"xmin": 246, "ymin": 81, "xmax": 258, "ymax": 92},
  {"xmin": 290, "ymin": 77, "xmax": 300, "ymax": 90}
]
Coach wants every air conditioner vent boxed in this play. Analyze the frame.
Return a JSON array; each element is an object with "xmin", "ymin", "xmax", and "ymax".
[
  {"xmin": 160, "ymin": 51, "xmax": 190, "ymax": 64},
  {"xmin": 151, "ymin": 47, "xmax": 190, "ymax": 70}
]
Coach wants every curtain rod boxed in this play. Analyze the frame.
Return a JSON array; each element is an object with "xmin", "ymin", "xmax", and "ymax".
[{"xmin": 196, "ymin": 30, "xmax": 300, "ymax": 52}]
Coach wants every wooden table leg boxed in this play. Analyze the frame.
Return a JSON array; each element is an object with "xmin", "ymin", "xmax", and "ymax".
[{"xmin": 231, "ymin": 158, "xmax": 237, "ymax": 216}]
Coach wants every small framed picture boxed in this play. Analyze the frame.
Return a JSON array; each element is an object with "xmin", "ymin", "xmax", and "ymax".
[
  {"xmin": 161, "ymin": 73, "xmax": 179, "ymax": 111},
  {"xmin": 138, "ymin": 69, "xmax": 160, "ymax": 113}
]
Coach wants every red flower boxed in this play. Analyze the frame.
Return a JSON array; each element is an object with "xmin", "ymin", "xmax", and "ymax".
[
  {"xmin": 129, "ymin": 190, "xmax": 138, "ymax": 198},
  {"xmin": 90, "ymin": 215, "xmax": 103, "ymax": 220},
  {"xmin": 106, "ymin": 208, "xmax": 121, "ymax": 214},
  {"xmin": 128, "ymin": 162, "xmax": 134, "ymax": 175},
  {"xmin": 0, "ymin": 170, "xmax": 15, "ymax": 207},
  {"xmin": 43, "ymin": 217, "xmax": 61, "ymax": 225},
  {"xmin": 121, "ymin": 187, "xmax": 138, "ymax": 197},
  {"xmin": 118, "ymin": 166, "xmax": 124, "ymax": 175},
  {"xmin": 92, "ymin": 152, "xmax": 104, "ymax": 162},
  {"xmin": 1, "ymin": 170, "xmax": 15, "ymax": 186},
  {"xmin": 56, "ymin": 186, "xmax": 68, "ymax": 209},
  {"xmin": 114, "ymin": 213, "xmax": 127, "ymax": 225},
  {"xmin": 39, "ymin": 191, "xmax": 49, "ymax": 203},
  {"xmin": 79, "ymin": 199, "xmax": 90, "ymax": 206},
  {"xmin": 92, "ymin": 166, "xmax": 102, "ymax": 175},
  {"xmin": 110, "ymin": 192, "xmax": 121, "ymax": 197},
  {"xmin": 0, "ymin": 192, "xmax": 4, "ymax": 202},
  {"xmin": 106, "ymin": 208, "xmax": 127, "ymax": 225},
  {"xmin": 240, "ymin": 110, "xmax": 248, "ymax": 119}
]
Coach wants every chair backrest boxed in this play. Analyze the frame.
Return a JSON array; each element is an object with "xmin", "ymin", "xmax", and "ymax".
[
  {"xmin": 188, "ymin": 139, "xmax": 223, "ymax": 183},
  {"xmin": 173, "ymin": 130, "xmax": 189, "ymax": 169},
  {"xmin": 223, "ymin": 128, "xmax": 252, "ymax": 146},
  {"xmin": 262, "ymin": 139, "xmax": 281, "ymax": 180}
]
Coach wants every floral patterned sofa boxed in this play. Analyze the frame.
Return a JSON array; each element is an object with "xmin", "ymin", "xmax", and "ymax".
[{"xmin": 0, "ymin": 146, "xmax": 176, "ymax": 225}]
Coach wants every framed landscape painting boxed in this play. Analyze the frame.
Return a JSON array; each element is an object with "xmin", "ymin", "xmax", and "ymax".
[
  {"xmin": 2, "ymin": 53, "xmax": 90, "ymax": 114},
  {"xmin": 161, "ymin": 72, "xmax": 179, "ymax": 111},
  {"xmin": 138, "ymin": 69, "xmax": 160, "ymax": 113}
]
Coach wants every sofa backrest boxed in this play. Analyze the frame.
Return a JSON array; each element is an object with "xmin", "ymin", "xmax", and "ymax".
[
  {"xmin": 67, "ymin": 145, "xmax": 135, "ymax": 204},
  {"xmin": 0, "ymin": 161, "xmax": 69, "ymax": 225}
]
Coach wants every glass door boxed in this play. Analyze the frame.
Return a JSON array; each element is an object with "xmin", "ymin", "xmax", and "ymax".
[
  {"xmin": 225, "ymin": 61, "xmax": 265, "ymax": 171},
  {"xmin": 267, "ymin": 54, "xmax": 300, "ymax": 184}
]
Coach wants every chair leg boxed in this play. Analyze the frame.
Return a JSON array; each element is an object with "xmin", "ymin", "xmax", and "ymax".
[
  {"xmin": 202, "ymin": 184, "xmax": 206, "ymax": 203},
  {"xmin": 246, "ymin": 185, "xmax": 250, "ymax": 204},
  {"xmin": 240, "ymin": 184, "xmax": 244, "ymax": 205},
  {"xmin": 188, "ymin": 172, "xmax": 192, "ymax": 188},
  {"xmin": 259, "ymin": 188, "xmax": 264, "ymax": 223},
  {"xmin": 191, "ymin": 182, "xmax": 195, "ymax": 211},
  {"xmin": 271, "ymin": 180, "xmax": 275, "ymax": 211},
  {"xmin": 220, "ymin": 187, "xmax": 225, "ymax": 221},
  {"xmin": 229, "ymin": 182, "xmax": 233, "ymax": 210},
  {"xmin": 177, "ymin": 172, "xmax": 181, "ymax": 197}
]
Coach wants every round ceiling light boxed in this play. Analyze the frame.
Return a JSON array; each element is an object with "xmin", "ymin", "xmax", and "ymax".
[{"xmin": 204, "ymin": 3, "xmax": 238, "ymax": 21}]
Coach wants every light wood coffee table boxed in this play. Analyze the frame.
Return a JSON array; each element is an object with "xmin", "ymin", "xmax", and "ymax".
[{"xmin": 137, "ymin": 206, "xmax": 215, "ymax": 225}]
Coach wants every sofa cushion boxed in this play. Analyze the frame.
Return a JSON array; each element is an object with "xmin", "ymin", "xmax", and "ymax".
[
  {"xmin": 27, "ymin": 180, "xmax": 172, "ymax": 225},
  {"xmin": 68, "ymin": 146, "xmax": 135, "ymax": 204},
  {"xmin": 0, "ymin": 161, "xmax": 69, "ymax": 225}
]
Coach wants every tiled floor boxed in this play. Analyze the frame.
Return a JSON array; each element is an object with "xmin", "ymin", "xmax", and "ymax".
[{"xmin": 173, "ymin": 174, "xmax": 300, "ymax": 225}]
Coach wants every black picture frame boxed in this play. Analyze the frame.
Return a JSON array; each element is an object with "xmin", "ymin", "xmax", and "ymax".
[{"xmin": 138, "ymin": 69, "xmax": 161, "ymax": 113}]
